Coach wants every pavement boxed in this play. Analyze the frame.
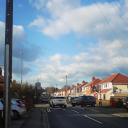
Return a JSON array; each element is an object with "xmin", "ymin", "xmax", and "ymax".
[{"xmin": 11, "ymin": 104, "xmax": 49, "ymax": 128}]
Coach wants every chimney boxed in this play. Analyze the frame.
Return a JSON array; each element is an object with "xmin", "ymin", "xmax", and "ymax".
[
  {"xmin": 0, "ymin": 67, "xmax": 2, "ymax": 76},
  {"xmin": 92, "ymin": 76, "xmax": 96, "ymax": 81}
]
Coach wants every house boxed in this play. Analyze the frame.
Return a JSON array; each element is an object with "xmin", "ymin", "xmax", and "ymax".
[
  {"xmin": 98, "ymin": 73, "xmax": 128, "ymax": 101},
  {"xmin": 70, "ymin": 85, "xmax": 77, "ymax": 97},
  {"xmin": 81, "ymin": 81, "xmax": 88, "ymax": 95},
  {"xmin": 82, "ymin": 77, "xmax": 101, "ymax": 97}
]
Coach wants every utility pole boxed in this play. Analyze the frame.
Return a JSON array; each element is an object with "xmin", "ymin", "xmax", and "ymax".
[
  {"xmin": 65, "ymin": 75, "xmax": 67, "ymax": 96},
  {"xmin": 66, "ymin": 75, "xmax": 67, "ymax": 86},
  {"xmin": 4, "ymin": 0, "xmax": 13, "ymax": 128},
  {"xmin": 20, "ymin": 49, "xmax": 23, "ymax": 86}
]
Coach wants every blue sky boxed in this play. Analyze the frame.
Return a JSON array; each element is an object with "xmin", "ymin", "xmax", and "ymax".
[{"xmin": 0, "ymin": 0, "xmax": 128, "ymax": 88}]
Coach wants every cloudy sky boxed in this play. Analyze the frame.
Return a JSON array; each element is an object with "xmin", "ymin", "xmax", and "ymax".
[{"xmin": 0, "ymin": 0, "xmax": 128, "ymax": 88}]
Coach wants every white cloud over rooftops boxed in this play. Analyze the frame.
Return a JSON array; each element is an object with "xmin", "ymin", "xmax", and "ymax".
[
  {"xmin": 29, "ymin": 1, "xmax": 127, "ymax": 39},
  {"xmin": 26, "ymin": 38, "xmax": 128, "ymax": 86}
]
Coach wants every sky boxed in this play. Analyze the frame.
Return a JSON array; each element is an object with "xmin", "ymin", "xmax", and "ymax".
[{"xmin": 0, "ymin": 0, "xmax": 128, "ymax": 88}]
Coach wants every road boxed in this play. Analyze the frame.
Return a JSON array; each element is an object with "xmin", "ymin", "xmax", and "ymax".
[{"xmin": 48, "ymin": 106, "xmax": 128, "ymax": 128}]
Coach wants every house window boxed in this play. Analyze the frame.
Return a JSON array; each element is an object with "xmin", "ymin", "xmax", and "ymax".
[{"xmin": 103, "ymin": 94, "xmax": 106, "ymax": 100}]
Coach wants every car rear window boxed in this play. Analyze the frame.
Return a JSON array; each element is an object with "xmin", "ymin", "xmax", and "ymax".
[{"xmin": 52, "ymin": 97, "xmax": 66, "ymax": 99}]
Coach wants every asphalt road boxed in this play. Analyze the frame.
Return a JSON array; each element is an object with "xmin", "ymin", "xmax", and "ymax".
[{"xmin": 48, "ymin": 106, "xmax": 128, "ymax": 128}]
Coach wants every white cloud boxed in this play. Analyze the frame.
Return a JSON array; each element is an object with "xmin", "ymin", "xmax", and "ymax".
[
  {"xmin": 25, "ymin": 38, "xmax": 128, "ymax": 87},
  {"xmin": 29, "ymin": 1, "xmax": 127, "ymax": 39},
  {"xmin": 29, "ymin": 0, "xmax": 80, "ymax": 17},
  {"xmin": 0, "ymin": 21, "xmax": 42, "ymax": 80},
  {"xmin": 29, "ymin": 16, "xmax": 46, "ymax": 28},
  {"xmin": 25, "ymin": 0, "xmax": 128, "ymax": 87}
]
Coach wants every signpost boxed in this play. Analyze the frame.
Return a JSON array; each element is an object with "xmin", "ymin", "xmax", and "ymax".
[{"xmin": 4, "ymin": 0, "xmax": 13, "ymax": 128}]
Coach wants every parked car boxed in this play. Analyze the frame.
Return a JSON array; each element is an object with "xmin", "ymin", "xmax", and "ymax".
[
  {"xmin": 50, "ymin": 96, "xmax": 67, "ymax": 108},
  {"xmin": 0, "ymin": 98, "xmax": 26, "ymax": 119},
  {"xmin": 11, "ymin": 98, "xmax": 26, "ymax": 119},
  {"xmin": 71, "ymin": 96, "xmax": 96, "ymax": 107},
  {"xmin": 123, "ymin": 97, "xmax": 128, "ymax": 110},
  {"xmin": 71, "ymin": 97, "xmax": 79, "ymax": 106},
  {"xmin": 70, "ymin": 97, "xmax": 78, "ymax": 104},
  {"xmin": 41, "ymin": 97, "xmax": 49, "ymax": 104}
]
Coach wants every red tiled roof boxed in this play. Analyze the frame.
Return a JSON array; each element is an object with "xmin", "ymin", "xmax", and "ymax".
[
  {"xmin": 99, "ymin": 73, "xmax": 128, "ymax": 85},
  {"xmin": 87, "ymin": 79, "xmax": 101, "ymax": 87}
]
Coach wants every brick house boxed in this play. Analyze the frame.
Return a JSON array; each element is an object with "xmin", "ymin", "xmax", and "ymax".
[{"xmin": 82, "ymin": 77, "xmax": 101, "ymax": 97}]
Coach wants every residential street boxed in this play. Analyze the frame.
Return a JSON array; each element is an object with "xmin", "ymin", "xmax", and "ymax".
[
  {"xmin": 2, "ymin": 105, "xmax": 128, "ymax": 128},
  {"xmin": 48, "ymin": 106, "xmax": 128, "ymax": 128}
]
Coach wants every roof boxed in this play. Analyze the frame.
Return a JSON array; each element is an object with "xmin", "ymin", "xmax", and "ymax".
[
  {"xmin": 99, "ymin": 73, "xmax": 128, "ymax": 85},
  {"xmin": 86, "ymin": 79, "xmax": 101, "ymax": 87}
]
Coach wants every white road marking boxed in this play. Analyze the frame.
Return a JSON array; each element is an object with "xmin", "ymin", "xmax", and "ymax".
[
  {"xmin": 71, "ymin": 110, "xmax": 79, "ymax": 114},
  {"xmin": 83, "ymin": 115, "xmax": 103, "ymax": 124},
  {"xmin": 112, "ymin": 113, "xmax": 128, "ymax": 117}
]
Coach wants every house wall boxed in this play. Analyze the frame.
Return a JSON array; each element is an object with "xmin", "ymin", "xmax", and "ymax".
[
  {"xmin": 99, "ymin": 83, "xmax": 128, "ymax": 101},
  {"xmin": 113, "ymin": 85, "xmax": 128, "ymax": 93},
  {"xmin": 100, "ymin": 82, "xmax": 113, "ymax": 90}
]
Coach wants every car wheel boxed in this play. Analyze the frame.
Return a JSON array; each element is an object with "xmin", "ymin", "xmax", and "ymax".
[
  {"xmin": 63, "ymin": 105, "xmax": 67, "ymax": 108},
  {"xmin": 12, "ymin": 111, "xmax": 20, "ymax": 120}
]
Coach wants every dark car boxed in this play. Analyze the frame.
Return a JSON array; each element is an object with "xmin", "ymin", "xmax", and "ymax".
[
  {"xmin": 41, "ymin": 97, "xmax": 49, "ymax": 104},
  {"xmin": 72, "ymin": 96, "xmax": 96, "ymax": 107},
  {"xmin": 123, "ymin": 97, "xmax": 128, "ymax": 110},
  {"xmin": 71, "ymin": 97, "xmax": 79, "ymax": 106}
]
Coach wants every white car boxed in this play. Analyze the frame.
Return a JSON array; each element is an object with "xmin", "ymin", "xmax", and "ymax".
[
  {"xmin": 0, "ymin": 99, "xmax": 26, "ymax": 119},
  {"xmin": 50, "ymin": 96, "xmax": 67, "ymax": 108},
  {"xmin": 11, "ymin": 99, "xmax": 26, "ymax": 119}
]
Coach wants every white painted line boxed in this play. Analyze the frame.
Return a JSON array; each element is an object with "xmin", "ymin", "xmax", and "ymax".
[
  {"xmin": 112, "ymin": 113, "xmax": 128, "ymax": 117},
  {"xmin": 71, "ymin": 110, "xmax": 79, "ymax": 114},
  {"xmin": 83, "ymin": 115, "xmax": 103, "ymax": 125}
]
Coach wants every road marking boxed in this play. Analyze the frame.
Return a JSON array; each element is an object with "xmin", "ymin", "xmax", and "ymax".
[
  {"xmin": 112, "ymin": 113, "xmax": 128, "ymax": 117},
  {"xmin": 83, "ymin": 115, "xmax": 103, "ymax": 125},
  {"xmin": 71, "ymin": 110, "xmax": 79, "ymax": 114}
]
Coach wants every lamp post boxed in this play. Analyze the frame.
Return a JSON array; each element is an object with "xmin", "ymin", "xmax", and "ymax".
[
  {"xmin": 4, "ymin": 1, "xmax": 13, "ymax": 128},
  {"xmin": 65, "ymin": 75, "xmax": 68, "ymax": 96},
  {"xmin": 20, "ymin": 49, "xmax": 23, "ymax": 87}
]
